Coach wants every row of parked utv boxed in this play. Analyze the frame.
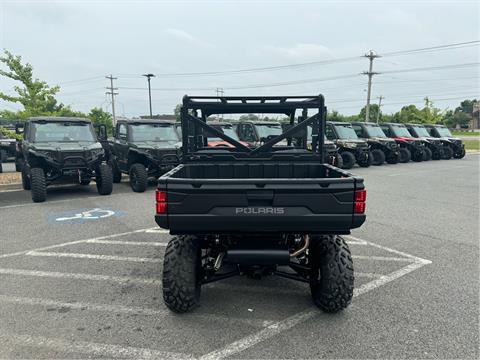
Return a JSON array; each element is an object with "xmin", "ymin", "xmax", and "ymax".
[
  {"xmin": 6, "ymin": 115, "xmax": 465, "ymax": 202},
  {"xmin": 324, "ymin": 121, "xmax": 466, "ymax": 169}
]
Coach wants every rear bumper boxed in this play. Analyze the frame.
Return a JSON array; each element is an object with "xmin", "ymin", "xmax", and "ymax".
[{"xmin": 155, "ymin": 212, "xmax": 365, "ymax": 235}]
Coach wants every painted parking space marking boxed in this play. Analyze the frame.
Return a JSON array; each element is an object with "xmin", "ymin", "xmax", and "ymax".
[
  {"xmin": 0, "ymin": 333, "xmax": 192, "ymax": 360},
  {"xmin": 0, "ymin": 230, "xmax": 432, "ymax": 359},
  {"xmin": 0, "ymin": 294, "xmax": 271, "ymax": 329},
  {"xmin": 55, "ymin": 208, "xmax": 116, "ymax": 222},
  {"xmin": 26, "ymin": 251, "xmax": 163, "ymax": 263},
  {"xmin": 0, "ymin": 227, "xmax": 157, "ymax": 259},
  {"xmin": 0, "ymin": 268, "xmax": 161, "ymax": 285},
  {"xmin": 86, "ymin": 239, "xmax": 168, "ymax": 246},
  {"xmin": 200, "ymin": 236, "xmax": 432, "ymax": 360}
]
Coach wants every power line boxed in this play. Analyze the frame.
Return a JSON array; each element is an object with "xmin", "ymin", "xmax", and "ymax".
[
  {"xmin": 57, "ymin": 76, "xmax": 105, "ymax": 86},
  {"xmin": 113, "ymin": 40, "xmax": 479, "ymax": 79},
  {"xmin": 381, "ymin": 62, "xmax": 479, "ymax": 74},
  {"xmin": 382, "ymin": 40, "xmax": 480, "ymax": 57}
]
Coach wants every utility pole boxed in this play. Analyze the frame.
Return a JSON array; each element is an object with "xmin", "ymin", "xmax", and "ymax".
[
  {"xmin": 215, "ymin": 88, "xmax": 224, "ymax": 119},
  {"xmin": 142, "ymin": 74, "xmax": 155, "ymax": 118},
  {"xmin": 376, "ymin": 95, "xmax": 384, "ymax": 124},
  {"xmin": 105, "ymin": 75, "xmax": 118, "ymax": 126},
  {"xmin": 363, "ymin": 50, "xmax": 381, "ymax": 122}
]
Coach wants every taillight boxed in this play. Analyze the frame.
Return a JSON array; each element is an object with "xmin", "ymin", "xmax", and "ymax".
[
  {"xmin": 354, "ymin": 189, "xmax": 366, "ymax": 214},
  {"xmin": 355, "ymin": 189, "xmax": 366, "ymax": 202},
  {"xmin": 156, "ymin": 190, "xmax": 167, "ymax": 214}
]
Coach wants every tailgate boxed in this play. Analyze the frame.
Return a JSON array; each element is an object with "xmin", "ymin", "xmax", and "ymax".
[{"xmin": 155, "ymin": 176, "xmax": 365, "ymax": 234}]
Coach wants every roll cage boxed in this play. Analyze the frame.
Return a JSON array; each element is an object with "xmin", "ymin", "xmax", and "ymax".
[{"xmin": 180, "ymin": 95, "xmax": 327, "ymax": 162}]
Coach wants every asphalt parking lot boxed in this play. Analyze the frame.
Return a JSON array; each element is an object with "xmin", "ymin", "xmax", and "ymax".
[{"xmin": 0, "ymin": 155, "xmax": 478, "ymax": 359}]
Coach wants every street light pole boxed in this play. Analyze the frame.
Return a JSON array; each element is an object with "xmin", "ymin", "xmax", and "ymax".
[{"xmin": 142, "ymin": 73, "xmax": 155, "ymax": 118}]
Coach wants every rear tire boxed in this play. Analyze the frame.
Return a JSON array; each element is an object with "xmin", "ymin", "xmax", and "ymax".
[
  {"xmin": 21, "ymin": 166, "xmax": 31, "ymax": 190},
  {"xmin": 0, "ymin": 161, "xmax": 2, "ymax": 173},
  {"xmin": 309, "ymin": 235, "xmax": 354, "ymax": 313},
  {"xmin": 109, "ymin": 159, "xmax": 122, "ymax": 183},
  {"xmin": 340, "ymin": 151, "xmax": 355, "ymax": 169},
  {"xmin": 423, "ymin": 147, "xmax": 432, "ymax": 161},
  {"xmin": 399, "ymin": 148, "xmax": 411, "ymax": 163},
  {"xmin": 30, "ymin": 167, "xmax": 47, "ymax": 203},
  {"xmin": 162, "ymin": 235, "xmax": 202, "ymax": 313},
  {"xmin": 96, "ymin": 164, "xmax": 113, "ymax": 195},
  {"xmin": 129, "ymin": 163, "xmax": 148, "ymax": 192},
  {"xmin": 443, "ymin": 146, "xmax": 453, "ymax": 160},
  {"xmin": 371, "ymin": 149, "xmax": 386, "ymax": 166}
]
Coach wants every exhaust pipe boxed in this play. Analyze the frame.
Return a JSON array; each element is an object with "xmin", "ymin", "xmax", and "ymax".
[{"xmin": 226, "ymin": 249, "xmax": 290, "ymax": 266}]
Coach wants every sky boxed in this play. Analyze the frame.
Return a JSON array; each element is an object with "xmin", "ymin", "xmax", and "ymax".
[{"xmin": 0, "ymin": 0, "xmax": 479, "ymax": 118}]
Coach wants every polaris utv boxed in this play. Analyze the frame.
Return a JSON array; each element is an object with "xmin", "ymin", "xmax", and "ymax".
[
  {"xmin": 16, "ymin": 117, "xmax": 112, "ymax": 203},
  {"xmin": 281, "ymin": 122, "xmax": 343, "ymax": 167},
  {"xmin": 405, "ymin": 124, "xmax": 444, "ymax": 160},
  {"xmin": 351, "ymin": 122, "xmax": 400, "ymax": 165},
  {"xmin": 156, "ymin": 95, "xmax": 366, "ymax": 313},
  {"xmin": 0, "ymin": 129, "xmax": 16, "ymax": 162},
  {"xmin": 107, "ymin": 119, "xmax": 180, "ymax": 192},
  {"xmin": 237, "ymin": 120, "xmax": 284, "ymax": 147},
  {"xmin": 379, "ymin": 123, "xmax": 425, "ymax": 162},
  {"xmin": 423, "ymin": 124, "xmax": 465, "ymax": 159},
  {"xmin": 325, "ymin": 121, "xmax": 371, "ymax": 169}
]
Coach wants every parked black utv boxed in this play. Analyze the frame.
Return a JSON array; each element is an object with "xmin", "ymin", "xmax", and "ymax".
[
  {"xmin": 106, "ymin": 119, "xmax": 180, "ymax": 192},
  {"xmin": 351, "ymin": 122, "xmax": 400, "ymax": 165},
  {"xmin": 325, "ymin": 121, "xmax": 371, "ymax": 169},
  {"xmin": 0, "ymin": 130, "xmax": 16, "ymax": 162},
  {"xmin": 405, "ymin": 124, "xmax": 444, "ymax": 160},
  {"xmin": 281, "ymin": 123, "xmax": 342, "ymax": 167},
  {"xmin": 157, "ymin": 95, "xmax": 366, "ymax": 314},
  {"xmin": 379, "ymin": 123, "xmax": 425, "ymax": 163},
  {"xmin": 423, "ymin": 124, "xmax": 465, "ymax": 159},
  {"xmin": 16, "ymin": 117, "xmax": 112, "ymax": 202}
]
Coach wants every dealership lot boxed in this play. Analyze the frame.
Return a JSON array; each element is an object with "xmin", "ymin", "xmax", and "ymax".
[{"xmin": 0, "ymin": 155, "xmax": 478, "ymax": 359}]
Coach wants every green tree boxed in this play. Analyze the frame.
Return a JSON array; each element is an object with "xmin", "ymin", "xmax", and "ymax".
[
  {"xmin": 239, "ymin": 114, "xmax": 260, "ymax": 121},
  {"xmin": 0, "ymin": 50, "xmax": 61, "ymax": 117},
  {"xmin": 358, "ymin": 104, "xmax": 380, "ymax": 122},
  {"xmin": 174, "ymin": 104, "xmax": 182, "ymax": 121},
  {"xmin": 417, "ymin": 97, "xmax": 443, "ymax": 124},
  {"xmin": 88, "ymin": 107, "xmax": 113, "ymax": 135},
  {"xmin": 392, "ymin": 105, "xmax": 422, "ymax": 124},
  {"xmin": 443, "ymin": 109, "xmax": 472, "ymax": 128},
  {"xmin": 455, "ymin": 99, "xmax": 478, "ymax": 115}
]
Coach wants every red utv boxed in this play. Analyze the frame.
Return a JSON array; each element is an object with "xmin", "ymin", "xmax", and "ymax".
[{"xmin": 379, "ymin": 123, "xmax": 425, "ymax": 162}]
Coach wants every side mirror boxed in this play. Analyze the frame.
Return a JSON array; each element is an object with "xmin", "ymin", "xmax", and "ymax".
[
  {"xmin": 15, "ymin": 123, "xmax": 24, "ymax": 135},
  {"xmin": 96, "ymin": 124, "xmax": 107, "ymax": 141}
]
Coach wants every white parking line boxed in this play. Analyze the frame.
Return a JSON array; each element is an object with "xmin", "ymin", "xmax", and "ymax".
[
  {"xmin": 26, "ymin": 251, "xmax": 163, "ymax": 263},
  {"xmin": 86, "ymin": 239, "xmax": 168, "ymax": 246},
  {"xmin": 0, "ymin": 333, "xmax": 192, "ymax": 359},
  {"xmin": 344, "ymin": 235, "xmax": 368, "ymax": 245},
  {"xmin": 200, "ymin": 236, "xmax": 432, "ymax": 360},
  {"xmin": 0, "ymin": 268, "xmax": 160, "ymax": 285},
  {"xmin": 0, "ymin": 294, "xmax": 269, "ymax": 328},
  {"xmin": 352, "ymin": 255, "xmax": 414, "ymax": 262},
  {"xmin": 0, "ymin": 227, "xmax": 158, "ymax": 259}
]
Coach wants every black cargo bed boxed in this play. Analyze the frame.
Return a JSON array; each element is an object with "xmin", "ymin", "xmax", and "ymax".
[{"xmin": 155, "ymin": 162, "xmax": 365, "ymax": 234}]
